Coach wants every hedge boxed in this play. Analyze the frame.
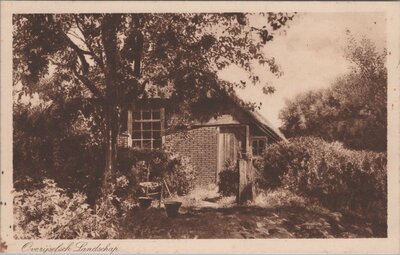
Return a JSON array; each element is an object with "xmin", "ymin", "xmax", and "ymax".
[{"xmin": 257, "ymin": 136, "xmax": 386, "ymax": 222}]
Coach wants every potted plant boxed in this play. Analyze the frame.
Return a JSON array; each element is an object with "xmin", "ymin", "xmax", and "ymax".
[
  {"xmin": 164, "ymin": 201, "xmax": 182, "ymax": 217},
  {"xmin": 138, "ymin": 197, "xmax": 153, "ymax": 209}
]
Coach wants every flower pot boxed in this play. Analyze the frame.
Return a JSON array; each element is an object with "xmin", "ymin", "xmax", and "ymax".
[
  {"xmin": 164, "ymin": 201, "xmax": 182, "ymax": 218},
  {"xmin": 138, "ymin": 197, "xmax": 153, "ymax": 209}
]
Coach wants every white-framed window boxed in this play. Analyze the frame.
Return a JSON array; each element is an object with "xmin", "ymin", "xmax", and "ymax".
[
  {"xmin": 251, "ymin": 137, "xmax": 267, "ymax": 156},
  {"xmin": 132, "ymin": 108, "xmax": 164, "ymax": 149}
]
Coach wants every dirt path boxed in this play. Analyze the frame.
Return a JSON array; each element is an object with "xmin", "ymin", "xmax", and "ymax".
[{"xmin": 121, "ymin": 205, "xmax": 386, "ymax": 239}]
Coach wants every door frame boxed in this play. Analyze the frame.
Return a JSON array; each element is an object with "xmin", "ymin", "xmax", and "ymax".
[{"xmin": 216, "ymin": 124, "xmax": 250, "ymax": 182}]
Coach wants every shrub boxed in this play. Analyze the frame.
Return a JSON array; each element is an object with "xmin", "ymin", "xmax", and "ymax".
[
  {"xmin": 162, "ymin": 155, "xmax": 196, "ymax": 195},
  {"xmin": 218, "ymin": 160, "xmax": 239, "ymax": 196},
  {"xmin": 117, "ymin": 148, "xmax": 196, "ymax": 196},
  {"xmin": 259, "ymin": 137, "xmax": 387, "ymax": 222},
  {"xmin": 13, "ymin": 102, "xmax": 104, "ymax": 205},
  {"xmin": 255, "ymin": 138, "xmax": 311, "ymax": 189},
  {"xmin": 14, "ymin": 179, "xmax": 119, "ymax": 239}
]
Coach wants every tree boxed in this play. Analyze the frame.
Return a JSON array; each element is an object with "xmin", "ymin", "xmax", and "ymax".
[
  {"xmin": 13, "ymin": 13, "xmax": 294, "ymax": 195},
  {"xmin": 13, "ymin": 80, "xmax": 105, "ymax": 203},
  {"xmin": 279, "ymin": 37, "xmax": 387, "ymax": 151}
]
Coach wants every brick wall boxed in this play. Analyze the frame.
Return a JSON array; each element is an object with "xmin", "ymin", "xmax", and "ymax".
[
  {"xmin": 117, "ymin": 127, "xmax": 219, "ymax": 186},
  {"xmin": 165, "ymin": 127, "xmax": 218, "ymax": 186}
]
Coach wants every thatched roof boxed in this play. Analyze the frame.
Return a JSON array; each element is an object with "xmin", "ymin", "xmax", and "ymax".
[
  {"xmin": 136, "ymin": 81, "xmax": 287, "ymax": 142},
  {"xmin": 228, "ymin": 92, "xmax": 287, "ymax": 142}
]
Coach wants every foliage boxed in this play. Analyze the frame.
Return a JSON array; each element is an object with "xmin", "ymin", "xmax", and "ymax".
[
  {"xmin": 279, "ymin": 37, "xmax": 387, "ymax": 151},
  {"xmin": 13, "ymin": 179, "xmax": 119, "ymax": 239},
  {"xmin": 254, "ymin": 139, "xmax": 308, "ymax": 189},
  {"xmin": 218, "ymin": 160, "xmax": 239, "ymax": 196},
  {"xmin": 162, "ymin": 155, "xmax": 196, "ymax": 196},
  {"xmin": 13, "ymin": 100, "xmax": 104, "ymax": 204},
  {"xmin": 259, "ymin": 137, "xmax": 387, "ymax": 222},
  {"xmin": 117, "ymin": 148, "xmax": 196, "ymax": 196},
  {"xmin": 13, "ymin": 13, "xmax": 293, "ymax": 99},
  {"xmin": 13, "ymin": 13, "xmax": 294, "ymax": 188}
]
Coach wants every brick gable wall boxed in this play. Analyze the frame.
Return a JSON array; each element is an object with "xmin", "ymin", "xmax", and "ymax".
[
  {"xmin": 165, "ymin": 127, "xmax": 218, "ymax": 186},
  {"xmin": 117, "ymin": 126, "xmax": 219, "ymax": 186}
]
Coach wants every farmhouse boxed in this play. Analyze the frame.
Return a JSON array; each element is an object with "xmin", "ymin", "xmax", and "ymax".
[{"xmin": 117, "ymin": 93, "xmax": 286, "ymax": 186}]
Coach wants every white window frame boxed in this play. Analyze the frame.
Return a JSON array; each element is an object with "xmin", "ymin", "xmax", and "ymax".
[{"xmin": 132, "ymin": 108, "xmax": 164, "ymax": 150}]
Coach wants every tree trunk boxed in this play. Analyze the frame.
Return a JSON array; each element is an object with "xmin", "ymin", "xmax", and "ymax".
[
  {"xmin": 102, "ymin": 104, "xmax": 119, "ymax": 195},
  {"xmin": 100, "ymin": 14, "xmax": 143, "ymax": 197},
  {"xmin": 100, "ymin": 14, "xmax": 122, "ymax": 196}
]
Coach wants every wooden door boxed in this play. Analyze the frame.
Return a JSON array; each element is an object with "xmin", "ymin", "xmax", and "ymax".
[{"xmin": 217, "ymin": 126, "xmax": 246, "ymax": 180}]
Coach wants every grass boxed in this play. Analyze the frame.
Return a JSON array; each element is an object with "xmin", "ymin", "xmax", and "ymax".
[
  {"xmin": 119, "ymin": 186, "xmax": 387, "ymax": 239},
  {"xmin": 250, "ymin": 189, "xmax": 307, "ymax": 208},
  {"xmin": 170, "ymin": 184, "xmax": 236, "ymax": 209}
]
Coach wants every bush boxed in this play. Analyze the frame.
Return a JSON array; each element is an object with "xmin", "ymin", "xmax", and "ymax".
[
  {"xmin": 13, "ymin": 136, "xmax": 104, "ymax": 205},
  {"xmin": 259, "ymin": 137, "xmax": 387, "ymax": 222},
  {"xmin": 13, "ymin": 101, "xmax": 105, "ymax": 205},
  {"xmin": 218, "ymin": 160, "xmax": 239, "ymax": 196},
  {"xmin": 117, "ymin": 148, "xmax": 196, "ymax": 196},
  {"xmin": 254, "ymin": 139, "xmax": 310, "ymax": 189},
  {"xmin": 14, "ymin": 179, "xmax": 119, "ymax": 239}
]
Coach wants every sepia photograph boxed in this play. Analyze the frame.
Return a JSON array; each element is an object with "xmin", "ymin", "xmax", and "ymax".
[{"xmin": 1, "ymin": 1, "xmax": 399, "ymax": 254}]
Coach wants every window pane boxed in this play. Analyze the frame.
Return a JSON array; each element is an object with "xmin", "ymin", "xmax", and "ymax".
[
  {"xmin": 259, "ymin": 140, "xmax": 265, "ymax": 149},
  {"xmin": 153, "ymin": 131, "xmax": 161, "ymax": 139},
  {"xmin": 152, "ymin": 110, "xmax": 160, "ymax": 119},
  {"xmin": 252, "ymin": 140, "xmax": 261, "ymax": 156},
  {"xmin": 142, "ymin": 111, "xmax": 151, "ymax": 120},
  {"xmin": 152, "ymin": 122, "xmax": 161, "ymax": 130},
  {"xmin": 153, "ymin": 140, "xmax": 162, "ymax": 148},
  {"xmin": 129, "ymin": 108, "xmax": 163, "ymax": 150},
  {"xmin": 143, "ymin": 131, "xmax": 152, "ymax": 139},
  {"xmin": 133, "ymin": 141, "xmax": 141, "ymax": 148},
  {"xmin": 133, "ymin": 122, "xmax": 141, "ymax": 131},
  {"xmin": 143, "ymin": 122, "xmax": 152, "ymax": 130},
  {"xmin": 133, "ymin": 111, "xmax": 141, "ymax": 120},
  {"xmin": 133, "ymin": 131, "xmax": 141, "ymax": 139},
  {"xmin": 143, "ymin": 140, "xmax": 151, "ymax": 149}
]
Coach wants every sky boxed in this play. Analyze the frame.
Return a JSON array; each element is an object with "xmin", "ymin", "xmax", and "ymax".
[{"xmin": 218, "ymin": 12, "xmax": 386, "ymax": 128}]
